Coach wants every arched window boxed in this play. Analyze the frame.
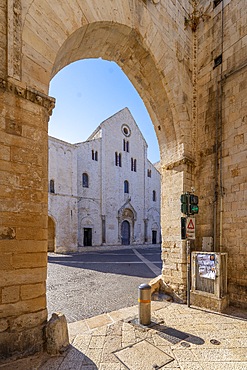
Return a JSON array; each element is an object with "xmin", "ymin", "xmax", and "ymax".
[
  {"xmin": 92, "ymin": 150, "xmax": 98, "ymax": 161},
  {"xmin": 124, "ymin": 180, "xmax": 129, "ymax": 194},
  {"xmin": 123, "ymin": 140, "xmax": 129, "ymax": 152},
  {"xmin": 50, "ymin": 179, "xmax": 55, "ymax": 193},
  {"xmin": 153, "ymin": 190, "xmax": 156, "ymax": 201},
  {"xmin": 82, "ymin": 173, "xmax": 89, "ymax": 188},
  {"xmin": 131, "ymin": 158, "xmax": 136, "ymax": 171}
]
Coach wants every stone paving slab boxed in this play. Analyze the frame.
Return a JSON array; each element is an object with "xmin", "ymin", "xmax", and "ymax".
[{"xmin": 0, "ymin": 302, "xmax": 246, "ymax": 369}]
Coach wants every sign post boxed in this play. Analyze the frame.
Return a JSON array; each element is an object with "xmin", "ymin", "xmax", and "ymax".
[
  {"xmin": 180, "ymin": 193, "xmax": 198, "ymax": 307},
  {"xmin": 186, "ymin": 217, "xmax": 195, "ymax": 240},
  {"xmin": 186, "ymin": 217, "xmax": 195, "ymax": 307},
  {"xmin": 187, "ymin": 240, "xmax": 191, "ymax": 307}
]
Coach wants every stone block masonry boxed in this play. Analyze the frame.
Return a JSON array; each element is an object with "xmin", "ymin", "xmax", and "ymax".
[{"xmin": 0, "ymin": 0, "xmax": 246, "ymax": 362}]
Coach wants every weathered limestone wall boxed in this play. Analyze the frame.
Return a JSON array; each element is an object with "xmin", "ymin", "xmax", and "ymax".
[
  {"xmin": 0, "ymin": 2, "xmax": 6, "ymax": 78},
  {"xmin": 196, "ymin": 0, "xmax": 247, "ymax": 307},
  {"xmin": 0, "ymin": 80, "xmax": 51, "ymax": 359},
  {"xmin": 2, "ymin": 0, "xmax": 246, "ymax": 362},
  {"xmin": 0, "ymin": 0, "xmax": 193, "ymax": 359},
  {"xmin": 48, "ymin": 137, "xmax": 78, "ymax": 252}
]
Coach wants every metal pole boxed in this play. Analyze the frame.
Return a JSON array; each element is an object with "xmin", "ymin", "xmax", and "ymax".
[
  {"xmin": 138, "ymin": 283, "xmax": 151, "ymax": 325},
  {"xmin": 187, "ymin": 240, "xmax": 191, "ymax": 307}
]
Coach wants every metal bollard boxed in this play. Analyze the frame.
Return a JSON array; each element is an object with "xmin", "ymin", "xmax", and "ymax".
[{"xmin": 138, "ymin": 283, "xmax": 151, "ymax": 326}]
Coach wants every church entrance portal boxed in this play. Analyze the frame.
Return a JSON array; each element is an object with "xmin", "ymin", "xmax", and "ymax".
[
  {"xmin": 121, "ymin": 220, "xmax": 130, "ymax": 245},
  {"xmin": 84, "ymin": 228, "xmax": 92, "ymax": 246}
]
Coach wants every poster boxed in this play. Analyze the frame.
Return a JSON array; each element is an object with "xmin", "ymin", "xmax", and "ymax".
[{"xmin": 197, "ymin": 253, "xmax": 216, "ymax": 280}]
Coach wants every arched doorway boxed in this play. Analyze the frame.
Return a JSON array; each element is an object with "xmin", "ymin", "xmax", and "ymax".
[
  {"xmin": 152, "ymin": 230, "xmax": 157, "ymax": 244},
  {"xmin": 48, "ymin": 216, "xmax": 56, "ymax": 252},
  {"xmin": 118, "ymin": 202, "xmax": 136, "ymax": 245},
  {"xmin": 121, "ymin": 220, "xmax": 130, "ymax": 245},
  {"xmin": 83, "ymin": 228, "xmax": 92, "ymax": 246}
]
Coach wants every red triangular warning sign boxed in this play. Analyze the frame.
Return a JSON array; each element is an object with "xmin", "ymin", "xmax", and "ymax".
[{"xmin": 187, "ymin": 219, "xmax": 194, "ymax": 229}]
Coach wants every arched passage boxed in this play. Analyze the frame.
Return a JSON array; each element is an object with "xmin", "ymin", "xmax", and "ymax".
[{"xmin": 0, "ymin": 0, "xmax": 194, "ymax": 360}]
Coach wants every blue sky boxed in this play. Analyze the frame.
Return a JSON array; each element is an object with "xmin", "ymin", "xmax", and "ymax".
[{"xmin": 48, "ymin": 59, "xmax": 160, "ymax": 163}]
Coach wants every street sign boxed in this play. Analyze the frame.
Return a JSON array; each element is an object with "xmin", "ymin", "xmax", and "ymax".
[{"xmin": 186, "ymin": 217, "xmax": 195, "ymax": 240}]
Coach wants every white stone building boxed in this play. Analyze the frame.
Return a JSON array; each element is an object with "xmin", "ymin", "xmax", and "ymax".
[{"xmin": 48, "ymin": 108, "xmax": 161, "ymax": 253}]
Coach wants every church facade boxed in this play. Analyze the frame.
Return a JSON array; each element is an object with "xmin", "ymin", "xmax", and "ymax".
[{"xmin": 48, "ymin": 108, "xmax": 161, "ymax": 252}]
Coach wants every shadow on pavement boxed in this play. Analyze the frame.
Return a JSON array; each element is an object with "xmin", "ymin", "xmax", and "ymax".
[{"xmin": 48, "ymin": 248, "xmax": 162, "ymax": 279}]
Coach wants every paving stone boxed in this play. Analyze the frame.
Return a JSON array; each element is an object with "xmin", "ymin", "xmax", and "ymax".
[
  {"xmin": 106, "ymin": 321, "xmax": 122, "ymax": 336},
  {"xmin": 192, "ymin": 347, "xmax": 247, "ymax": 362},
  {"xmin": 69, "ymin": 320, "xmax": 90, "ymax": 337},
  {"xmin": 172, "ymin": 348, "xmax": 197, "ymax": 362},
  {"xmin": 1, "ymin": 302, "xmax": 247, "ymax": 369},
  {"xmin": 84, "ymin": 348, "xmax": 103, "ymax": 366},
  {"xmin": 200, "ymin": 362, "xmax": 247, "ymax": 370},
  {"xmin": 73, "ymin": 334, "xmax": 92, "ymax": 352},
  {"xmin": 114, "ymin": 340, "xmax": 174, "ymax": 370},
  {"xmin": 178, "ymin": 362, "xmax": 204, "ymax": 370},
  {"xmin": 86, "ymin": 314, "xmax": 113, "ymax": 330},
  {"xmin": 89, "ymin": 335, "xmax": 106, "ymax": 349},
  {"xmin": 99, "ymin": 363, "xmax": 122, "ymax": 370}
]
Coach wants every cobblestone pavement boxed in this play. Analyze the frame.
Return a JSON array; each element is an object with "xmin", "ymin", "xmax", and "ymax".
[
  {"xmin": 2, "ymin": 301, "xmax": 247, "ymax": 370},
  {"xmin": 47, "ymin": 244, "xmax": 162, "ymax": 323}
]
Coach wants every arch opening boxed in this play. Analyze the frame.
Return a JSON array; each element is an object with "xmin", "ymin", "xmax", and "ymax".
[{"xmin": 47, "ymin": 22, "xmax": 177, "ymax": 152}]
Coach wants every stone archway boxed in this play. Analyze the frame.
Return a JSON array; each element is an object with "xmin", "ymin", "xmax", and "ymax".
[{"xmin": 0, "ymin": 0, "xmax": 194, "ymax": 360}]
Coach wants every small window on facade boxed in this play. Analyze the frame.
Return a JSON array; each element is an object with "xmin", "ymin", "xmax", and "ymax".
[
  {"xmin": 213, "ymin": 0, "xmax": 222, "ymax": 8},
  {"xmin": 131, "ymin": 157, "xmax": 136, "ymax": 171},
  {"xmin": 92, "ymin": 150, "xmax": 98, "ymax": 161},
  {"xmin": 214, "ymin": 54, "xmax": 222, "ymax": 69},
  {"xmin": 115, "ymin": 152, "xmax": 122, "ymax": 167},
  {"xmin": 124, "ymin": 180, "xmax": 129, "ymax": 194},
  {"xmin": 82, "ymin": 173, "xmax": 89, "ymax": 188},
  {"xmin": 153, "ymin": 190, "xmax": 156, "ymax": 201},
  {"xmin": 123, "ymin": 139, "xmax": 129, "ymax": 152},
  {"xmin": 147, "ymin": 169, "xmax": 152, "ymax": 178},
  {"xmin": 50, "ymin": 179, "xmax": 55, "ymax": 193}
]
